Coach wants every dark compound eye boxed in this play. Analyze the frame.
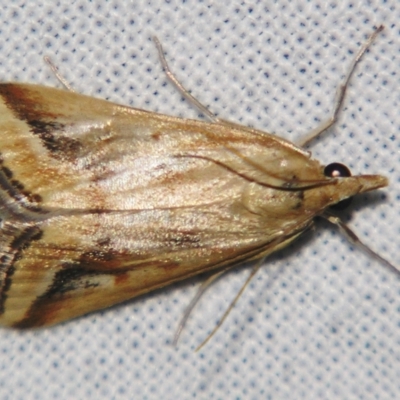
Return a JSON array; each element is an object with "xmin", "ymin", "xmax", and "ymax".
[
  {"xmin": 324, "ymin": 163, "xmax": 351, "ymax": 178},
  {"xmin": 324, "ymin": 162, "xmax": 352, "ymax": 210}
]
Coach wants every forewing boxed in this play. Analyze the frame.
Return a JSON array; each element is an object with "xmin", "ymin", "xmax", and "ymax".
[
  {"xmin": 0, "ymin": 83, "xmax": 329, "ymax": 212},
  {"xmin": 0, "ymin": 84, "xmax": 323, "ymax": 327}
]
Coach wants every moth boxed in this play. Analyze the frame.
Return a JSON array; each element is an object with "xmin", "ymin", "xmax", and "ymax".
[{"xmin": 0, "ymin": 26, "xmax": 395, "ymax": 336}]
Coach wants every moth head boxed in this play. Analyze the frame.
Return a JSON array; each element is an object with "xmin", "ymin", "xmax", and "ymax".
[{"xmin": 312, "ymin": 162, "xmax": 388, "ymax": 211}]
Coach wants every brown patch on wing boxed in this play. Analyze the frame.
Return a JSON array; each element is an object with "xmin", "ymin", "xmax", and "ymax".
[
  {"xmin": 114, "ymin": 272, "xmax": 129, "ymax": 286},
  {"xmin": 12, "ymin": 254, "xmax": 182, "ymax": 328},
  {"xmin": 0, "ymin": 84, "xmax": 82, "ymax": 160},
  {"xmin": 0, "ymin": 155, "xmax": 44, "ymax": 211},
  {"xmin": 12, "ymin": 265, "xmax": 111, "ymax": 328},
  {"xmin": 0, "ymin": 226, "xmax": 43, "ymax": 314},
  {"xmin": 13, "ymin": 298, "xmax": 66, "ymax": 329}
]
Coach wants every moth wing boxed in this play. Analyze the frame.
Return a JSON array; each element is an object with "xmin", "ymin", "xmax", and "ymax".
[
  {"xmin": 0, "ymin": 83, "xmax": 329, "ymax": 212},
  {"xmin": 0, "ymin": 84, "xmax": 325, "ymax": 327},
  {"xmin": 3, "ymin": 211, "xmax": 307, "ymax": 328}
]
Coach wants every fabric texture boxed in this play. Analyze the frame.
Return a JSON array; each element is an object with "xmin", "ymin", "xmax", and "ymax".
[{"xmin": 0, "ymin": 1, "xmax": 399, "ymax": 399}]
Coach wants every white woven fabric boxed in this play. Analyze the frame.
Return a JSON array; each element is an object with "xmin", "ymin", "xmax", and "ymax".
[{"xmin": 0, "ymin": 1, "xmax": 399, "ymax": 399}]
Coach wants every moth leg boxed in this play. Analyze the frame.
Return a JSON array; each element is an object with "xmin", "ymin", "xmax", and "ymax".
[
  {"xmin": 153, "ymin": 36, "xmax": 221, "ymax": 123},
  {"xmin": 297, "ymin": 25, "xmax": 383, "ymax": 147},
  {"xmin": 173, "ymin": 267, "xmax": 230, "ymax": 346},
  {"xmin": 323, "ymin": 211, "xmax": 399, "ymax": 275},
  {"xmin": 44, "ymin": 56, "xmax": 76, "ymax": 92},
  {"xmin": 195, "ymin": 258, "xmax": 265, "ymax": 352}
]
